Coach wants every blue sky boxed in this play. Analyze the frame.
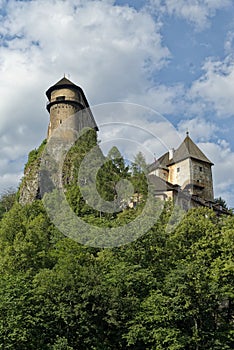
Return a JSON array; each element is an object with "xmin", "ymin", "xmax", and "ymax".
[{"xmin": 0, "ymin": 0, "xmax": 234, "ymax": 207}]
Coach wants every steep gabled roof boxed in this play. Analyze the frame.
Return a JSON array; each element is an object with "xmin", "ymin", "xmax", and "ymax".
[
  {"xmin": 157, "ymin": 152, "xmax": 169, "ymax": 169},
  {"xmin": 169, "ymin": 135, "xmax": 213, "ymax": 165},
  {"xmin": 148, "ymin": 151, "xmax": 169, "ymax": 173},
  {"xmin": 148, "ymin": 134, "xmax": 213, "ymax": 172}
]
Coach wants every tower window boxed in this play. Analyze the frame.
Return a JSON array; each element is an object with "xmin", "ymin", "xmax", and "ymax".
[
  {"xmin": 59, "ymin": 120, "xmax": 62, "ymax": 124},
  {"xmin": 56, "ymin": 96, "xmax": 65, "ymax": 101},
  {"xmin": 177, "ymin": 167, "xmax": 180, "ymax": 173}
]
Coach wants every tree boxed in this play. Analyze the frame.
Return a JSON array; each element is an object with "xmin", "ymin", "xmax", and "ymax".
[
  {"xmin": 130, "ymin": 152, "xmax": 148, "ymax": 200},
  {"xmin": 0, "ymin": 188, "xmax": 16, "ymax": 219},
  {"xmin": 214, "ymin": 196, "xmax": 229, "ymax": 210},
  {"xmin": 0, "ymin": 273, "xmax": 38, "ymax": 349},
  {"xmin": 0, "ymin": 148, "xmax": 233, "ymax": 350},
  {"xmin": 107, "ymin": 146, "xmax": 128, "ymax": 173},
  {"xmin": 131, "ymin": 152, "xmax": 147, "ymax": 175}
]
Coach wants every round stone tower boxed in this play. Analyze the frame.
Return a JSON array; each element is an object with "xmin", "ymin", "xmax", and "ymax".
[{"xmin": 46, "ymin": 77, "xmax": 98, "ymax": 138}]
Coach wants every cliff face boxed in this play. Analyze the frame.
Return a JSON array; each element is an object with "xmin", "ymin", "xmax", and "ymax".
[
  {"xmin": 18, "ymin": 140, "xmax": 47, "ymax": 205},
  {"xmin": 18, "ymin": 165, "xmax": 40, "ymax": 205},
  {"xmin": 18, "ymin": 128, "xmax": 99, "ymax": 205}
]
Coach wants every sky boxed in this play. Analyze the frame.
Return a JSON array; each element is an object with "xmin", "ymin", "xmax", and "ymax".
[{"xmin": 0, "ymin": 0, "xmax": 234, "ymax": 207}]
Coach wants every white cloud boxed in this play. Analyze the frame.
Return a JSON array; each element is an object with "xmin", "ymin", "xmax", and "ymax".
[
  {"xmin": 224, "ymin": 31, "xmax": 234, "ymax": 54},
  {"xmin": 149, "ymin": 0, "xmax": 232, "ymax": 30},
  {"xmin": 0, "ymin": 173, "xmax": 22, "ymax": 192},
  {"xmin": 190, "ymin": 56, "xmax": 234, "ymax": 118},
  {"xmin": 177, "ymin": 117, "xmax": 218, "ymax": 142},
  {"xmin": 126, "ymin": 83, "xmax": 185, "ymax": 115},
  {"xmin": 0, "ymin": 0, "xmax": 170, "ymax": 193},
  {"xmin": 1, "ymin": 0, "xmax": 169, "ymax": 98},
  {"xmin": 92, "ymin": 102, "xmax": 183, "ymax": 164},
  {"xmin": 198, "ymin": 140, "xmax": 234, "ymax": 205}
]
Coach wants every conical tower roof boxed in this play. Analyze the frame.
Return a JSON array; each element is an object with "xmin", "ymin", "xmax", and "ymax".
[
  {"xmin": 53, "ymin": 76, "xmax": 77, "ymax": 86},
  {"xmin": 46, "ymin": 77, "xmax": 81, "ymax": 99}
]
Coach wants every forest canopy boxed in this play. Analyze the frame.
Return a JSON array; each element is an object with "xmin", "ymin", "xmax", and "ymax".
[{"xmin": 0, "ymin": 132, "xmax": 233, "ymax": 349}]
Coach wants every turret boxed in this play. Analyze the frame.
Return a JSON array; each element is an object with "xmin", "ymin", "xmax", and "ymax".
[{"xmin": 46, "ymin": 77, "xmax": 98, "ymax": 138}]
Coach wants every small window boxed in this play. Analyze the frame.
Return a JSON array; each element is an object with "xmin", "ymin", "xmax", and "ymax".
[
  {"xmin": 59, "ymin": 120, "xmax": 62, "ymax": 124},
  {"xmin": 56, "ymin": 96, "xmax": 65, "ymax": 101},
  {"xmin": 199, "ymin": 166, "xmax": 203, "ymax": 172},
  {"xmin": 177, "ymin": 167, "xmax": 180, "ymax": 173}
]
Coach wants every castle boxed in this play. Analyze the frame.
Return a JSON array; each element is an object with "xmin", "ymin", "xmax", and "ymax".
[
  {"xmin": 19, "ymin": 77, "xmax": 227, "ymax": 214},
  {"xmin": 148, "ymin": 134, "xmax": 217, "ymax": 211}
]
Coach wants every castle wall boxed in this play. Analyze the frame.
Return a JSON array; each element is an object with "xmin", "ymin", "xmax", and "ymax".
[
  {"xmin": 168, "ymin": 158, "xmax": 213, "ymax": 201},
  {"xmin": 154, "ymin": 190, "xmax": 174, "ymax": 201},
  {"xmin": 49, "ymin": 103, "xmax": 80, "ymax": 134},
  {"xmin": 48, "ymin": 88, "xmax": 83, "ymax": 138},
  {"xmin": 149, "ymin": 168, "xmax": 169, "ymax": 181},
  {"xmin": 168, "ymin": 158, "xmax": 191, "ymax": 189},
  {"xmin": 190, "ymin": 159, "xmax": 214, "ymax": 200},
  {"xmin": 51, "ymin": 87, "xmax": 82, "ymax": 102}
]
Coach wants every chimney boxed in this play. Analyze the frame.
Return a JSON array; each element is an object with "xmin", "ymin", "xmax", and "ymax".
[{"xmin": 169, "ymin": 148, "xmax": 174, "ymax": 160}]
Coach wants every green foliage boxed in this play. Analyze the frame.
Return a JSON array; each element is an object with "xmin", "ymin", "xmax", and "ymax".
[
  {"xmin": 0, "ymin": 188, "xmax": 16, "ymax": 219},
  {"xmin": 26, "ymin": 139, "xmax": 47, "ymax": 170},
  {"xmin": 0, "ymin": 273, "xmax": 36, "ymax": 349},
  {"xmin": 124, "ymin": 209, "xmax": 234, "ymax": 350},
  {"xmin": 131, "ymin": 151, "xmax": 148, "ymax": 175},
  {"xmin": 96, "ymin": 146, "xmax": 130, "ymax": 203},
  {"xmin": 130, "ymin": 152, "xmax": 148, "ymax": 200},
  {"xmin": 0, "ymin": 137, "xmax": 233, "ymax": 349},
  {"xmin": 62, "ymin": 128, "xmax": 99, "ymax": 186},
  {"xmin": 0, "ymin": 200, "xmax": 233, "ymax": 349},
  {"xmin": 50, "ymin": 337, "xmax": 74, "ymax": 350},
  {"xmin": 214, "ymin": 196, "xmax": 229, "ymax": 209}
]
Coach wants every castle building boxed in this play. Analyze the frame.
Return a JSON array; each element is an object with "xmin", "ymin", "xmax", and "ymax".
[{"xmin": 148, "ymin": 133, "xmax": 228, "ymax": 213}]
